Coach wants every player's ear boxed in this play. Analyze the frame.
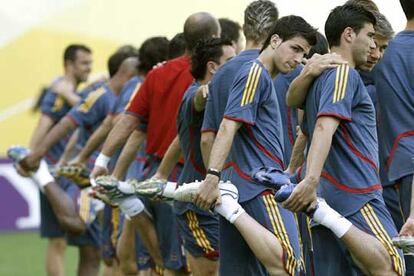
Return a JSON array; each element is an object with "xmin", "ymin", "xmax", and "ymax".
[
  {"xmin": 343, "ymin": 27, "xmax": 355, "ymax": 44},
  {"xmin": 207, "ymin": 61, "xmax": 218, "ymax": 75},
  {"xmin": 271, "ymin": 34, "xmax": 282, "ymax": 49}
]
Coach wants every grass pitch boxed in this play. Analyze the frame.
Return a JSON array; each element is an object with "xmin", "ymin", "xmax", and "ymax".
[{"xmin": 0, "ymin": 231, "xmax": 78, "ymax": 276}]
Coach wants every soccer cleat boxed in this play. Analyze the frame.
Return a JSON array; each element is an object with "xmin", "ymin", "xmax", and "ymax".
[
  {"xmin": 274, "ymin": 183, "xmax": 296, "ymax": 202},
  {"xmin": 7, "ymin": 145, "xmax": 30, "ymax": 163},
  {"xmin": 94, "ymin": 175, "xmax": 130, "ymax": 202},
  {"xmin": 57, "ymin": 164, "xmax": 91, "ymax": 188},
  {"xmin": 252, "ymin": 166, "xmax": 291, "ymax": 190},
  {"xmin": 173, "ymin": 181, "xmax": 202, "ymax": 202},
  {"xmin": 128, "ymin": 177, "xmax": 176, "ymax": 200},
  {"xmin": 392, "ymin": 236, "xmax": 414, "ymax": 255}
]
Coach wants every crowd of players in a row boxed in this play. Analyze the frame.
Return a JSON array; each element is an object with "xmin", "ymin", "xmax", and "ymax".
[{"xmin": 10, "ymin": 0, "xmax": 414, "ymax": 275}]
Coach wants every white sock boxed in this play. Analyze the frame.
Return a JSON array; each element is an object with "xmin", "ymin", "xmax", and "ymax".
[
  {"xmin": 215, "ymin": 196, "xmax": 245, "ymax": 224},
  {"xmin": 118, "ymin": 181, "xmax": 136, "ymax": 194},
  {"xmin": 117, "ymin": 196, "xmax": 144, "ymax": 218},
  {"xmin": 31, "ymin": 160, "xmax": 54, "ymax": 190},
  {"xmin": 312, "ymin": 199, "xmax": 352, "ymax": 238},
  {"xmin": 162, "ymin": 182, "xmax": 177, "ymax": 198}
]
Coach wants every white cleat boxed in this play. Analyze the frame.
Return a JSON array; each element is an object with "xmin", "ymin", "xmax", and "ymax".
[{"xmin": 173, "ymin": 180, "xmax": 202, "ymax": 202}]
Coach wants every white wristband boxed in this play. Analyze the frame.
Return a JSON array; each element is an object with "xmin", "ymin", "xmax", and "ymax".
[
  {"xmin": 95, "ymin": 153, "xmax": 110, "ymax": 168},
  {"xmin": 118, "ymin": 196, "xmax": 144, "ymax": 218}
]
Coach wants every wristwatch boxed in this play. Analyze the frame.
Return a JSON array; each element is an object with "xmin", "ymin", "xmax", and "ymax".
[{"xmin": 207, "ymin": 168, "xmax": 221, "ymax": 178}]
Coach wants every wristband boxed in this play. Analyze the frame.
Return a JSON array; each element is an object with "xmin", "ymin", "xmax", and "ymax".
[
  {"xmin": 95, "ymin": 153, "xmax": 110, "ymax": 168},
  {"xmin": 207, "ymin": 168, "xmax": 221, "ymax": 178}
]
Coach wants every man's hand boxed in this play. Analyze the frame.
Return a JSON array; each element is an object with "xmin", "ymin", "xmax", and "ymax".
[
  {"xmin": 194, "ymin": 174, "xmax": 220, "ymax": 210},
  {"xmin": 194, "ymin": 84, "xmax": 209, "ymax": 112},
  {"xmin": 400, "ymin": 217, "xmax": 414, "ymax": 237},
  {"xmin": 90, "ymin": 165, "xmax": 109, "ymax": 179},
  {"xmin": 282, "ymin": 177, "xmax": 318, "ymax": 212},
  {"xmin": 303, "ymin": 53, "xmax": 347, "ymax": 78}
]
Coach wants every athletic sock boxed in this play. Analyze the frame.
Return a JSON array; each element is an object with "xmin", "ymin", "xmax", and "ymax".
[
  {"xmin": 31, "ymin": 160, "xmax": 54, "ymax": 191},
  {"xmin": 312, "ymin": 199, "xmax": 352, "ymax": 238},
  {"xmin": 215, "ymin": 196, "xmax": 245, "ymax": 224}
]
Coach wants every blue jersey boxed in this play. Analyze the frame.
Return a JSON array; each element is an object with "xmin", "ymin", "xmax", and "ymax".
[
  {"xmin": 67, "ymin": 84, "xmax": 118, "ymax": 168},
  {"xmin": 201, "ymin": 49, "xmax": 259, "ymax": 134},
  {"xmin": 273, "ymin": 65, "xmax": 303, "ymax": 164},
  {"xmin": 40, "ymin": 78, "xmax": 74, "ymax": 164},
  {"xmin": 223, "ymin": 60, "xmax": 285, "ymax": 203},
  {"xmin": 359, "ymin": 70, "xmax": 377, "ymax": 108},
  {"xmin": 375, "ymin": 31, "xmax": 414, "ymax": 184},
  {"xmin": 111, "ymin": 76, "xmax": 143, "ymax": 115},
  {"xmin": 175, "ymin": 82, "xmax": 208, "ymax": 213},
  {"xmin": 303, "ymin": 64, "xmax": 382, "ymax": 216}
]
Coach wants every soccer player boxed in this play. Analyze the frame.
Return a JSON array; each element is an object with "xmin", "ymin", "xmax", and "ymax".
[
  {"xmin": 284, "ymin": 4, "xmax": 404, "ymax": 275},
  {"xmin": 219, "ymin": 18, "xmax": 245, "ymax": 54},
  {"xmin": 375, "ymin": 0, "xmax": 414, "ymax": 273},
  {"xmin": 17, "ymin": 44, "xmax": 92, "ymax": 276},
  {"xmin": 195, "ymin": 15, "xmax": 317, "ymax": 275},
  {"xmin": 200, "ymin": 0, "xmax": 279, "ymax": 168},
  {"xmin": 90, "ymin": 12, "xmax": 221, "ymax": 275}
]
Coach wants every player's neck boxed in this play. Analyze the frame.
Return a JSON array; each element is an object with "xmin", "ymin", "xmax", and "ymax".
[
  {"xmin": 108, "ymin": 78, "xmax": 122, "ymax": 95},
  {"xmin": 245, "ymin": 40, "xmax": 262, "ymax": 51},
  {"xmin": 258, "ymin": 51, "xmax": 279, "ymax": 78},
  {"xmin": 405, "ymin": 20, "xmax": 414, "ymax": 31},
  {"xmin": 330, "ymin": 47, "xmax": 355, "ymax": 68},
  {"xmin": 63, "ymin": 74, "xmax": 79, "ymax": 89}
]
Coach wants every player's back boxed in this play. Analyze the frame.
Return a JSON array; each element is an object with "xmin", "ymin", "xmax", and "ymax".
[{"xmin": 375, "ymin": 31, "xmax": 414, "ymax": 183}]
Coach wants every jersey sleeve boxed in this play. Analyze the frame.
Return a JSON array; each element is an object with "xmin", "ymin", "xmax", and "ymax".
[
  {"xmin": 40, "ymin": 90, "xmax": 65, "ymax": 121},
  {"xmin": 201, "ymin": 81, "xmax": 218, "ymax": 133},
  {"xmin": 223, "ymin": 63, "xmax": 265, "ymax": 125},
  {"xmin": 317, "ymin": 65, "xmax": 357, "ymax": 122},
  {"xmin": 125, "ymin": 72, "xmax": 152, "ymax": 120},
  {"xmin": 67, "ymin": 88, "xmax": 109, "ymax": 127}
]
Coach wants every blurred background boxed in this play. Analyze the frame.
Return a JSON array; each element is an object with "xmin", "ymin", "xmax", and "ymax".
[{"xmin": 0, "ymin": 0, "xmax": 405, "ymax": 274}]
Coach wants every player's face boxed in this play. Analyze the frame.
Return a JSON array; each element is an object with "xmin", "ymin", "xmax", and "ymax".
[
  {"xmin": 352, "ymin": 23, "xmax": 376, "ymax": 68},
  {"xmin": 274, "ymin": 36, "xmax": 311, "ymax": 74},
  {"xmin": 72, "ymin": 50, "xmax": 93, "ymax": 83},
  {"xmin": 359, "ymin": 34, "xmax": 390, "ymax": 71}
]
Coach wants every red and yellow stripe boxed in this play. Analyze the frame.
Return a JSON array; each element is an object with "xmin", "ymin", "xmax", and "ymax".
[
  {"xmin": 361, "ymin": 204, "xmax": 404, "ymax": 275},
  {"xmin": 263, "ymin": 194, "xmax": 301, "ymax": 275},
  {"xmin": 241, "ymin": 63, "xmax": 262, "ymax": 106},
  {"xmin": 124, "ymin": 82, "xmax": 141, "ymax": 110},
  {"xmin": 332, "ymin": 64, "xmax": 349, "ymax": 103},
  {"xmin": 186, "ymin": 211, "xmax": 215, "ymax": 254}
]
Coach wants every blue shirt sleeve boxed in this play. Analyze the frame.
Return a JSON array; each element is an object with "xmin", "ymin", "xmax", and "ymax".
[
  {"xmin": 68, "ymin": 88, "xmax": 110, "ymax": 127},
  {"xmin": 317, "ymin": 65, "xmax": 357, "ymax": 122},
  {"xmin": 224, "ymin": 63, "xmax": 265, "ymax": 125}
]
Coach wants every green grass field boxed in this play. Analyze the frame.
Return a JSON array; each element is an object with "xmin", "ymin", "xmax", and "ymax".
[{"xmin": 0, "ymin": 231, "xmax": 78, "ymax": 276}]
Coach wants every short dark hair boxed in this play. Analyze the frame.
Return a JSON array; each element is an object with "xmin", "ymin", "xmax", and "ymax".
[
  {"xmin": 400, "ymin": 0, "xmax": 414, "ymax": 20},
  {"xmin": 261, "ymin": 15, "xmax": 317, "ymax": 53},
  {"xmin": 219, "ymin": 18, "xmax": 242, "ymax": 43},
  {"xmin": 115, "ymin": 45, "xmax": 139, "ymax": 56},
  {"xmin": 168, "ymin": 33, "xmax": 186, "ymax": 59},
  {"xmin": 107, "ymin": 51, "xmax": 136, "ymax": 77},
  {"xmin": 191, "ymin": 38, "xmax": 232, "ymax": 81},
  {"xmin": 325, "ymin": 4, "xmax": 377, "ymax": 47},
  {"xmin": 137, "ymin": 36, "xmax": 169, "ymax": 75},
  {"xmin": 345, "ymin": 0, "xmax": 379, "ymax": 12},
  {"xmin": 183, "ymin": 12, "xmax": 220, "ymax": 51},
  {"xmin": 307, "ymin": 32, "xmax": 329, "ymax": 58},
  {"xmin": 63, "ymin": 44, "xmax": 91, "ymax": 63},
  {"xmin": 243, "ymin": 0, "xmax": 279, "ymax": 44}
]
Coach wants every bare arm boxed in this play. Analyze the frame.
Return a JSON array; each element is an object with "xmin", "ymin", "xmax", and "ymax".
[
  {"xmin": 52, "ymin": 80, "xmax": 80, "ymax": 106},
  {"xmin": 285, "ymin": 129, "xmax": 307, "ymax": 175},
  {"xmin": 112, "ymin": 129, "xmax": 146, "ymax": 180},
  {"xmin": 193, "ymin": 84, "xmax": 209, "ymax": 112},
  {"xmin": 153, "ymin": 135, "xmax": 182, "ymax": 180},
  {"xmin": 22, "ymin": 116, "xmax": 77, "ymax": 170},
  {"xmin": 286, "ymin": 53, "xmax": 347, "ymax": 108},
  {"xmin": 75, "ymin": 115, "xmax": 114, "ymax": 164},
  {"xmin": 59, "ymin": 129, "xmax": 80, "ymax": 166},
  {"xmin": 195, "ymin": 118, "xmax": 241, "ymax": 209},
  {"xmin": 283, "ymin": 116, "xmax": 340, "ymax": 212},
  {"xmin": 29, "ymin": 115, "xmax": 55, "ymax": 149},
  {"xmin": 200, "ymin": 132, "xmax": 216, "ymax": 168}
]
